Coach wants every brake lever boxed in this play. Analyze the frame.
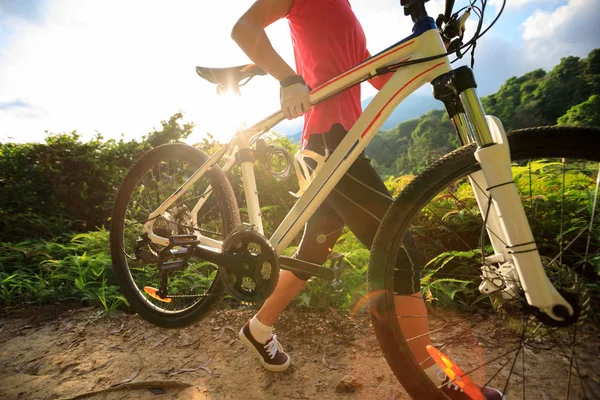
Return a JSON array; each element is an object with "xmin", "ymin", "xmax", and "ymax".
[
  {"xmin": 441, "ymin": 8, "xmax": 471, "ymax": 50},
  {"xmin": 456, "ymin": 8, "xmax": 471, "ymax": 37}
]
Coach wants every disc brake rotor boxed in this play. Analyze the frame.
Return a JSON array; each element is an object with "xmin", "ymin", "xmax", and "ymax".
[
  {"xmin": 492, "ymin": 258, "xmax": 591, "ymax": 328},
  {"xmin": 219, "ymin": 229, "xmax": 279, "ymax": 303}
]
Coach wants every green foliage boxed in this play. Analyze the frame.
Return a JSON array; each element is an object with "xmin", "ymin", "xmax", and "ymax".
[
  {"xmin": 0, "ymin": 229, "xmax": 127, "ymax": 310},
  {"xmin": 482, "ymin": 69, "xmax": 547, "ymax": 130},
  {"xmin": 367, "ymin": 110, "xmax": 459, "ymax": 177},
  {"xmin": 415, "ymin": 160, "xmax": 600, "ymax": 309},
  {"xmin": 0, "ymin": 112, "xmax": 202, "ymax": 242},
  {"xmin": 558, "ymin": 95, "xmax": 600, "ymax": 127},
  {"xmin": 144, "ymin": 112, "xmax": 195, "ymax": 147},
  {"xmin": 367, "ymin": 48, "xmax": 600, "ymax": 176},
  {"xmin": 295, "ymin": 228, "xmax": 371, "ymax": 311}
]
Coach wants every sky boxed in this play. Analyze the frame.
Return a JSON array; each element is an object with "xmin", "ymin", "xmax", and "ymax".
[{"xmin": 0, "ymin": 0, "xmax": 599, "ymax": 144}]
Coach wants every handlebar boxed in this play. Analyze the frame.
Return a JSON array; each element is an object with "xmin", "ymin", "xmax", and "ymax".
[{"xmin": 444, "ymin": 0, "xmax": 456, "ymax": 21}]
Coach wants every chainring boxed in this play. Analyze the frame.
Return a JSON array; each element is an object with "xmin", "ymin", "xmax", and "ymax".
[{"xmin": 219, "ymin": 229, "xmax": 279, "ymax": 303}]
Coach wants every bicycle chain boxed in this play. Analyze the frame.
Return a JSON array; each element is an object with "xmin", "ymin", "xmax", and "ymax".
[{"xmin": 165, "ymin": 293, "xmax": 217, "ymax": 299}]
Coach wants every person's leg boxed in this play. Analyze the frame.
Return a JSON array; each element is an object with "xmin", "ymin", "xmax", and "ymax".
[
  {"xmin": 254, "ymin": 198, "xmax": 344, "ymax": 328},
  {"xmin": 319, "ymin": 125, "xmax": 434, "ymax": 368},
  {"xmin": 395, "ymin": 293, "xmax": 435, "ymax": 366},
  {"xmin": 239, "ymin": 166, "xmax": 344, "ymax": 371},
  {"xmin": 255, "ymin": 270, "xmax": 307, "ymax": 327}
]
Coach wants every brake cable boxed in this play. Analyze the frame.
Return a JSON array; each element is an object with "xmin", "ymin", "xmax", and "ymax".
[{"xmin": 376, "ymin": 0, "xmax": 507, "ymax": 74}]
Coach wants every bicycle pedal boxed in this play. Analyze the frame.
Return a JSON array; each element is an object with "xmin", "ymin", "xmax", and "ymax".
[
  {"xmin": 159, "ymin": 259, "xmax": 187, "ymax": 272},
  {"xmin": 169, "ymin": 235, "xmax": 200, "ymax": 247},
  {"xmin": 169, "ymin": 247, "xmax": 195, "ymax": 257},
  {"xmin": 327, "ymin": 252, "xmax": 346, "ymax": 291},
  {"xmin": 328, "ymin": 252, "xmax": 345, "ymax": 273},
  {"xmin": 143, "ymin": 286, "xmax": 172, "ymax": 303},
  {"xmin": 331, "ymin": 278, "xmax": 345, "ymax": 292},
  {"xmin": 426, "ymin": 345, "xmax": 485, "ymax": 400}
]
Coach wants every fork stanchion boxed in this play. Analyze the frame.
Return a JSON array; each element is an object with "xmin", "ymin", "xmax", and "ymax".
[{"xmin": 459, "ymin": 88, "xmax": 494, "ymax": 147}]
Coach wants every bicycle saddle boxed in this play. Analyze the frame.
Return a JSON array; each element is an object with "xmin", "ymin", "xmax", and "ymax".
[{"xmin": 195, "ymin": 64, "xmax": 268, "ymax": 87}]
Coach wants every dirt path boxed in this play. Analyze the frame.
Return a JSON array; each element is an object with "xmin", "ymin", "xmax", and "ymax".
[{"xmin": 0, "ymin": 306, "xmax": 409, "ymax": 400}]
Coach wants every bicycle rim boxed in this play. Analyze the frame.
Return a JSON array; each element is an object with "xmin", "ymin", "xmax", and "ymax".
[{"xmin": 370, "ymin": 127, "xmax": 600, "ymax": 399}]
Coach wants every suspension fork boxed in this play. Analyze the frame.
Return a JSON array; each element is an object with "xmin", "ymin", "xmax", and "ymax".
[{"xmin": 432, "ymin": 66, "xmax": 573, "ymax": 321}]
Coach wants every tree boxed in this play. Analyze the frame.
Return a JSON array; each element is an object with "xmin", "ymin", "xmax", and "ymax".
[
  {"xmin": 144, "ymin": 112, "xmax": 194, "ymax": 147},
  {"xmin": 557, "ymin": 95, "xmax": 600, "ymax": 128},
  {"xmin": 533, "ymin": 56, "xmax": 591, "ymax": 125}
]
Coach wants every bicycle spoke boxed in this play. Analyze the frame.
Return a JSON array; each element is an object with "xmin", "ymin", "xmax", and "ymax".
[
  {"xmin": 453, "ymin": 178, "xmax": 508, "ymax": 247},
  {"xmin": 424, "ymin": 205, "xmax": 473, "ymax": 249},
  {"xmin": 461, "ymin": 345, "xmax": 523, "ymax": 385},
  {"xmin": 417, "ymin": 317, "xmax": 487, "ymax": 367},
  {"xmin": 499, "ymin": 315, "xmax": 527, "ymax": 397},
  {"xmin": 560, "ymin": 159, "xmax": 567, "ymax": 268},
  {"xmin": 548, "ymin": 329, "xmax": 593, "ymax": 398},
  {"xmin": 583, "ymin": 163, "xmax": 600, "ymax": 265},
  {"xmin": 522, "ymin": 321, "xmax": 526, "ymax": 398}
]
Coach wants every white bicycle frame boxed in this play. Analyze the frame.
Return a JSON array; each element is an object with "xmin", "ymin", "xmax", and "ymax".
[{"xmin": 143, "ymin": 18, "xmax": 572, "ymax": 320}]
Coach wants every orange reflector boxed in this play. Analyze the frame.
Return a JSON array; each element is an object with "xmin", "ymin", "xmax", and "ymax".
[
  {"xmin": 143, "ymin": 286, "xmax": 172, "ymax": 303},
  {"xmin": 426, "ymin": 345, "xmax": 485, "ymax": 400}
]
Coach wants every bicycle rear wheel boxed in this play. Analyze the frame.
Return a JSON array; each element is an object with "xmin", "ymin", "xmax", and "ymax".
[
  {"xmin": 110, "ymin": 143, "xmax": 240, "ymax": 328},
  {"xmin": 369, "ymin": 126, "xmax": 600, "ymax": 399}
]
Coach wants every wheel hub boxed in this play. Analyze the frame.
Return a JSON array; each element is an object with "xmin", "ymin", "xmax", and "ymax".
[
  {"xmin": 528, "ymin": 261, "xmax": 591, "ymax": 328},
  {"xmin": 528, "ymin": 288, "xmax": 585, "ymax": 328},
  {"xmin": 491, "ymin": 261, "xmax": 591, "ymax": 328}
]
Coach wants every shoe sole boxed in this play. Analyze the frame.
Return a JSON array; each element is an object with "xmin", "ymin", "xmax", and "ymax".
[{"xmin": 238, "ymin": 328, "xmax": 291, "ymax": 372}]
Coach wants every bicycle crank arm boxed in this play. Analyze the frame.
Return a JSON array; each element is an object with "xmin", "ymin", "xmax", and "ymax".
[
  {"xmin": 192, "ymin": 244, "xmax": 254, "ymax": 273},
  {"xmin": 279, "ymin": 256, "xmax": 334, "ymax": 280}
]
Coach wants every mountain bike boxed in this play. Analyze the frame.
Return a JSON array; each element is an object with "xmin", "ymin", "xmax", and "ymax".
[{"xmin": 109, "ymin": 0, "xmax": 600, "ymax": 398}]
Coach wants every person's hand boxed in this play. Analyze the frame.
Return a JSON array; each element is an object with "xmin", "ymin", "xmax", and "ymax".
[{"xmin": 280, "ymin": 79, "xmax": 310, "ymax": 119}]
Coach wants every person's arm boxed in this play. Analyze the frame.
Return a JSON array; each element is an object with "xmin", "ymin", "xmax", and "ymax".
[
  {"xmin": 231, "ymin": 0, "xmax": 296, "ymax": 81},
  {"xmin": 231, "ymin": 0, "xmax": 310, "ymax": 119}
]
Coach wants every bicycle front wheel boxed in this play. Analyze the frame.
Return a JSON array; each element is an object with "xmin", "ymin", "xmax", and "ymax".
[
  {"xmin": 110, "ymin": 143, "xmax": 240, "ymax": 328},
  {"xmin": 369, "ymin": 126, "xmax": 600, "ymax": 399}
]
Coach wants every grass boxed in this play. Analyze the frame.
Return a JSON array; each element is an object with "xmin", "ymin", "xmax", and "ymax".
[
  {"xmin": 0, "ymin": 226, "xmax": 371, "ymax": 314},
  {"xmin": 0, "ymin": 229, "xmax": 127, "ymax": 311}
]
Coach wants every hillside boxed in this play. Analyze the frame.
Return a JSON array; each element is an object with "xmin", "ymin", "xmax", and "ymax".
[{"xmin": 365, "ymin": 48, "xmax": 600, "ymax": 177}]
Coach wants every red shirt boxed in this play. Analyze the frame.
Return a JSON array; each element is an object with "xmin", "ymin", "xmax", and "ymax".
[{"xmin": 287, "ymin": 0, "xmax": 368, "ymax": 147}]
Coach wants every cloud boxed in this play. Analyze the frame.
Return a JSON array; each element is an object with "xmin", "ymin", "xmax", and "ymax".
[
  {"xmin": 1, "ymin": 0, "xmax": 597, "ymax": 144},
  {"xmin": 0, "ymin": 0, "xmax": 287, "ymax": 143},
  {"xmin": 489, "ymin": 0, "xmax": 560, "ymax": 11},
  {"xmin": 0, "ymin": 0, "xmax": 47, "ymax": 21},
  {"xmin": 520, "ymin": 0, "xmax": 600, "ymax": 69}
]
